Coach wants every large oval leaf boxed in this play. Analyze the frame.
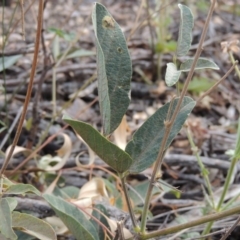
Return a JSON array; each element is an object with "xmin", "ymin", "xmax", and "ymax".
[
  {"xmin": 63, "ymin": 115, "xmax": 133, "ymax": 173},
  {"xmin": 43, "ymin": 194, "xmax": 99, "ymax": 240},
  {"xmin": 126, "ymin": 97, "xmax": 196, "ymax": 173},
  {"xmin": 180, "ymin": 57, "xmax": 219, "ymax": 72},
  {"xmin": 12, "ymin": 212, "xmax": 56, "ymax": 240},
  {"xmin": 177, "ymin": 4, "xmax": 194, "ymax": 57},
  {"xmin": 92, "ymin": 3, "xmax": 132, "ymax": 135}
]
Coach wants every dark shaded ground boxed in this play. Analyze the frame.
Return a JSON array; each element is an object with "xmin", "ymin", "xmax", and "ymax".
[{"xmin": 1, "ymin": 0, "xmax": 240, "ymax": 239}]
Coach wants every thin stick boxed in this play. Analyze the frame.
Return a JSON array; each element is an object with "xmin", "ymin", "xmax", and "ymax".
[
  {"xmin": 20, "ymin": 0, "xmax": 25, "ymax": 40},
  {"xmin": 0, "ymin": 106, "xmax": 23, "ymax": 151},
  {"xmin": 0, "ymin": 0, "xmax": 44, "ymax": 176},
  {"xmin": 220, "ymin": 215, "xmax": 240, "ymax": 240},
  {"xmin": 197, "ymin": 62, "xmax": 237, "ymax": 103}
]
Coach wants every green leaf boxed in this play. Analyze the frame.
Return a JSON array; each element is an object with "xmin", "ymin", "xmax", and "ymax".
[
  {"xmin": 0, "ymin": 55, "xmax": 22, "ymax": 72},
  {"xmin": 233, "ymin": 118, "xmax": 240, "ymax": 159},
  {"xmin": 0, "ymin": 199, "xmax": 17, "ymax": 240},
  {"xmin": 177, "ymin": 4, "xmax": 194, "ymax": 57},
  {"xmin": 126, "ymin": 97, "xmax": 196, "ymax": 173},
  {"xmin": 4, "ymin": 183, "xmax": 40, "ymax": 196},
  {"xmin": 165, "ymin": 62, "xmax": 182, "ymax": 86},
  {"xmin": 48, "ymin": 27, "xmax": 75, "ymax": 41},
  {"xmin": 90, "ymin": 204, "xmax": 110, "ymax": 240},
  {"xmin": 15, "ymin": 231, "xmax": 35, "ymax": 240},
  {"xmin": 180, "ymin": 58, "xmax": 219, "ymax": 72},
  {"xmin": 92, "ymin": 3, "xmax": 132, "ymax": 135},
  {"xmin": 12, "ymin": 212, "xmax": 56, "ymax": 240},
  {"xmin": 178, "ymin": 77, "xmax": 216, "ymax": 94},
  {"xmin": 53, "ymin": 186, "xmax": 80, "ymax": 199},
  {"xmin": 155, "ymin": 179, "xmax": 181, "ymax": 198},
  {"xmin": 43, "ymin": 194, "xmax": 99, "ymax": 240},
  {"xmin": 128, "ymin": 181, "xmax": 161, "ymax": 206},
  {"xmin": 65, "ymin": 49, "xmax": 95, "ymax": 59},
  {"xmin": 52, "ymin": 35, "xmax": 60, "ymax": 59},
  {"xmin": 63, "ymin": 115, "xmax": 133, "ymax": 173},
  {"xmin": 5, "ymin": 197, "xmax": 18, "ymax": 212},
  {"xmin": 0, "ymin": 233, "xmax": 8, "ymax": 240}
]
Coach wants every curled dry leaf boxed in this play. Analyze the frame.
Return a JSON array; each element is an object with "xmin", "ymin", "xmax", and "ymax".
[
  {"xmin": 78, "ymin": 177, "xmax": 109, "ymax": 200},
  {"xmin": 70, "ymin": 178, "xmax": 109, "ymax": 220},
  {"xmin": 5, "ymin": 145, "xmax": 37, "ymax": 160},
  {"xmin": 71, "ymin": 177, "xmax": 132, "ymax": 239},
  {"xmin": 41, "ymin": 133, "xmax": 72, "ymax": 172},
  {"xmin": 75, "ymin": 134, "xmax": 95, "ymax": 167},
  {"xmin": 113, "ymin": 115, "xmax": 131, "ymax": 150}
]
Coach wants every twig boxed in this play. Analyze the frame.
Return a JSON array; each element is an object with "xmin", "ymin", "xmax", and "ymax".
[
  {"xmin": 186, "ymin": 229, "xmax": 227, "ymax": 240},
  {"xmin": 20, "ymin": 0, "xmax": 25, "ymax": 40},
  {"xmin": 0, "ymin": 0, "xmax": 44, "ymax": 176},
  {"xmin": 27, "ymin": 1, "xmax": 50, "ymax": 149},
  {"xmin": 220, "ymin": 215, "xmax": 240, "ymax": 240},
  {"xmin": 197, "ymin": 62, "xmax": 237, "ymax": 103},
  {"xmin": 0, "ymin": 106, "xmax": 23, "ymax": 151}
]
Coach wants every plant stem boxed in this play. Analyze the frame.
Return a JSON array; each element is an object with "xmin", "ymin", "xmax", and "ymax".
[
  {"xmin": 140, "ymin": 0, "xmax": 217, "ymax": 233},
  {"xmin": 187, "ymin": 128, "xmax": 215, "ymax": 208},
  {"xmin": 139, "ymin": 205, "xmax": 240, "ymax": 239},
  {"xmin": 120, "ymin": 176, "xmax": 139, "ymax": 229},
  {"xmin": 202, "ymin": 156, "xmax": 239, "ymax": 237},
  {"xmin": 217, "ymin": 157, "xmax": 238, "ymax": 210}
]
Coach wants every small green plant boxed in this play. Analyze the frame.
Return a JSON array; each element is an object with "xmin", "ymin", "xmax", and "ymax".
[
  {"xmin": 39, "ymin": 1, "xmax": 240, "ymax": 239},
  {"xmin": 43, "ymin": 1, "xmax": 240, "ymax": 239},
  {"xmin": 1, "ymin": 1, "xmax": 240, "ymax": 240}
]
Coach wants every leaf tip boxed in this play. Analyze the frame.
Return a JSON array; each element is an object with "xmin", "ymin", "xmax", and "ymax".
[{"xmin": 62, "ymin": 114, "xmax": 72, "ymax": 121}]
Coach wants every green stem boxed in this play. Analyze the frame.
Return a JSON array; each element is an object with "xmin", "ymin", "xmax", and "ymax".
[
  {"xmin": 217, "ymin": 157, "xmax": 238, "ymax": 210},
  {"xmin": 139, "ymin": 205, "xmax": 240, "ymax": 239},
  {"xmin": 187, "ymin": 128, "xmax": 215, "ymax": 208},
  {"xmin": 202, "ymin": 157, "xmax": 238, "ymax": 237},
  {"xmin": 120, "ymin": 176, "xmax": 139, "ymax": 230}
]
